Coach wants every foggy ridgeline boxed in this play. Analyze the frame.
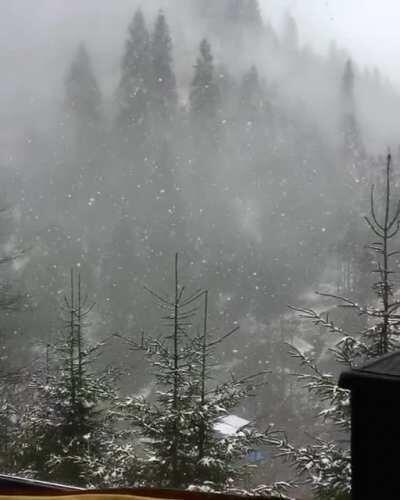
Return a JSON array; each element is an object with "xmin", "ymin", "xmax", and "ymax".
[{"xmin": 1, "ymin": 1, "xmax": 400, "ymax": 497}]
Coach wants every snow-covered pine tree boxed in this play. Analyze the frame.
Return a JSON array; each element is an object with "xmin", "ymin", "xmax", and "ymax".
[
  {"xmin": 0, "ymin": 301, "xmax": 24, "ymax": 471},
  {"xmin": 16, "ymin": 269, "xmax": 118, "ymax": 486},
  {"xmin": 115, "ymin": 254, "xmax": 281, "ymax": 492},
  {"xmin": 0, "ymin": 205, "xmax": 26, "ymax": 472},
  {"xmin": 277, "ymin": 153, "xmax": 400, "ymax": 499},
  {"xmin": 0, "ymin": 375, "xmax": 22, "ymax": 473},
  {"xmin": 115, "ymin": 254, "xmax": 205, "ymax": 488},
  {"xmin": 188, "ymin": 290, "xmax": 275, "ymax": 491}
]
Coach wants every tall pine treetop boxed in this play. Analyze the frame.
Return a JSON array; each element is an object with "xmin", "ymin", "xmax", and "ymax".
[
  {"xmin": 65, "ymin": 43, "xmax": 102, "ymax": 125},
  {"xmin": 117, "ymin": 8, "xmax": 152, "ymax": 129},
  {"xmin": 151, "ymin": 10, "xmax": 177, "ymax": 117},
  {"xmin": 123, "ymin": 9, "xmax": 151, "ymax": 75},
  {"xmin": 340, "ymin": 58, "xmax": 365, "ymax": 177},
  {"xmin": 190, "ymin": 39, "xmax": 220, "ymax": 120},
  {"xmin": 240, "ymin": 65, "xmax": 264, "ymax": 112}
]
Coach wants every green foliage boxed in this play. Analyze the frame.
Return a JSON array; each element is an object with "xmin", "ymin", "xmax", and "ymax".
[
  {"xmin": 15, "ymin": 271, "xmax": 118, "ymax": 486},
  {"xmin": 277, "ymin": 153, "xmax": 400, "ymax": 498},
  {"xmin": 116, "ymin": 255, "xmax": 274, "ymax": 491}
]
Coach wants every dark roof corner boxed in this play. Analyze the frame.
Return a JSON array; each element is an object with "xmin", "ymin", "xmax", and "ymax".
[{"xmin": 339, "ymin": 351, "xmax": 400, "ymax": 390}]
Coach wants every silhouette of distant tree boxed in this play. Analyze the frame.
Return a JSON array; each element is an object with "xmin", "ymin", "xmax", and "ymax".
[
  {"xmin": 117, "ymin": 9, "xmax": 152, "ymax": 138},
  {"xmin": 65, "ymin": 44, "xmax": 102, "ymax": 131},
  {"xmin": 150, "ymin": 10, "xmax": 177, "ymax": 123}
]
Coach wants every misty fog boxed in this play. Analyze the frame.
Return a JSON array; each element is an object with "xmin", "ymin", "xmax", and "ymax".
[{"xmin": 1, "ymin": 1, "xmax": 399, "ymax": 498}]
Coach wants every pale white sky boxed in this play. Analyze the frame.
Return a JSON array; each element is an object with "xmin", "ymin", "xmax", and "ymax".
[
  {"xmin": 263, "ymin": 0, "xmax": 400, "ymax": 85},
  {"xmin": 2, "ymin": 0, "xmax": 400, "ymax": 101}
]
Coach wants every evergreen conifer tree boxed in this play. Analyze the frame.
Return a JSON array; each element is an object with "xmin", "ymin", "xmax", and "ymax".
[
  {"xmin": 277, "ymin": 153, "xmax": 400, "ymax": 499},
  {"xmin": 188, "ymin": 290, "xmax": 273, "ymax": 490},
  {"xmin": 116, "ymin": 255, "xmax": 278, "ymax": 492},
  {"xmin": 243, "ymin": 0, "xmax": 263, "ymax": 28},
  {"xmin": 340, "ymin": 59, "xmax": 365, "ymax": 182},
  {"xmin": 239, "ymin": 65, "xmax": 265, "ymax": 122},
  {"xmin": 150, "ymin": 10, "xmax": 177, "ymax": 123},
  {"xmin": 0, "ymin": 205, "xmax": 26, "ymax": 473},
  {"xmin": 190, "ymin": 39, "xmax": 220, "ymax": 125},
  {"xmin": 117, "ymin": 9, "xmax": 152, "ymax": 135},
  {"xmin": 236, "ymin": 65, "xmax": 270, "ymax": 193},
  {"xmin": 189, "ymin": 38, "xmax": 221, "ymax": 165},
  {"xmin": 16, "ymin": 270, "xmax": 117, "ymax": 486},
  {"xmin": 65, "ymin": 43, "xmax": 102, "ymax": 147},
  {"xmin": 0, "ymin": 377, "xmax": 21, "ymax": 473},
  {"xmin": 64, "ymin": 42, "xmax": 104, "ymax": 197}
]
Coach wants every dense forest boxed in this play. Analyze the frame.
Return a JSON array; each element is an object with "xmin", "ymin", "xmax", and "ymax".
[{"xmin": 1, "ymin": 1, "xmax": 400, "ymax": 499}]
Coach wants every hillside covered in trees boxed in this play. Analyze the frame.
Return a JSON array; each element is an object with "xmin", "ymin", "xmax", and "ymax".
[{"xmin": 1, "ymin": 1, "xmax": 400, "ymax": 498}]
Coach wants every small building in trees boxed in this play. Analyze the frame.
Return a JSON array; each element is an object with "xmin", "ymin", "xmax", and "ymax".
[{"xmin": 214, "ymin": 414, "xmax": 250, "ymax": 437}]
